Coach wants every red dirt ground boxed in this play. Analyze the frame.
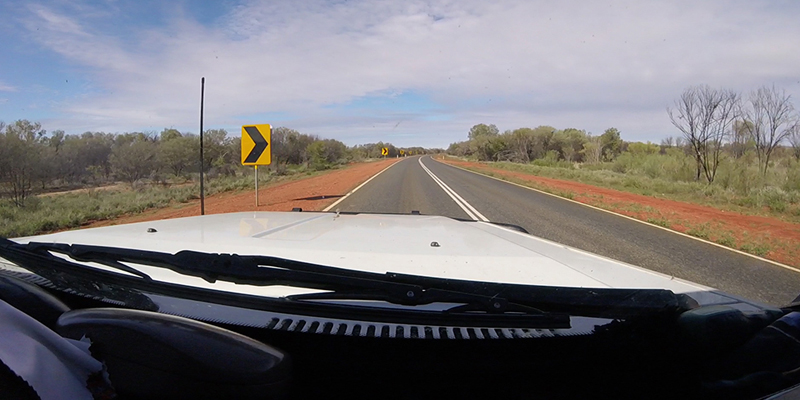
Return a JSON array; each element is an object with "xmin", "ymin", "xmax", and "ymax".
[
  {"xmin": 439, "ymin": 157, "xmax": 800, "ymax": 267},
  {"xmin": 83, "ymin": 158, "xmax": 399, "ymax": 228}
]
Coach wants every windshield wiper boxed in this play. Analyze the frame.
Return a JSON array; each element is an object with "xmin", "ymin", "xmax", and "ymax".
[
  {"xmin": 1, "ymin": 239, "xmax": 552, "ymax": 317},
  {"xmin": 0, "ymin": 239, "xmax": 693, "ymax": 321}
]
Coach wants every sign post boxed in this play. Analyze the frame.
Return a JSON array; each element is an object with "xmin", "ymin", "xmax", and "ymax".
[
  {"xmin": 241, "ymin": 124, "xmax": 272, "ymax": 209},
  {"xmin": 199, "ymin": 77, "xmax": 205, "ymax": 215}
]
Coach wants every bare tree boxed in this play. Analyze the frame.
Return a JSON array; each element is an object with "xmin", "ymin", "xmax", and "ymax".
[
  {"xmin": 729, "ymin": 120, "xmax": 752, "ymax": 159},
  {"xmin": 739, "ymin": 85, "xmax": 796, "ymax": 175},
  {"xmin": 788, "ymin": 122, "xmax": 800, "ymax": 160},
  {"xmin": 668, "ymin": 88, "xmax": 704, "ymax": 181},
  {"xmin": 704, "ymin": 90, "xmax": 739, "ymax": 182},
  {"xmin": 668, "ymin": 85, "xmax": 739, "ymax": 183}
]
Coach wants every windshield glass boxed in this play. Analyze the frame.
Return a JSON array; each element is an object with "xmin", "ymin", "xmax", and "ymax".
[
  {"xmin": 1, "ymin": 2, "xmax": 800, "ymax": 399},
  {"xmin": 1, "ymin": 1, "xmax": 798, "ymax": 305}
]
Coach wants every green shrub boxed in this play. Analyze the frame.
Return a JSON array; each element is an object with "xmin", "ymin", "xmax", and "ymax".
[
  {"xmin": 622, "ymin": 177, "xmax": 642, "ymax": 189},
  {"xmin": 661, "ymin": 150, "xmax": 695, "ymax": 182},
  {"xmin": 768, "ymin": 199, "xmax": 787, "ymax": 212},
  {"xmin": 612, "ymin": 153, "xmax": 632, "ymax": 173},
  {"xmin": 715, "ymin": 235, "xmax": 736, "ymax": 247},
  {"xmin": 642, "ymin": 156, "xmax": 662, "ymax": 179},
  {"xmin": 784, "ymin": 161, "xmax": 800, "ymax": 192},
  {"xmin": 558, "ymin": 191, "xmax": 575, "ymax": 200},
  {"xmin": 646, "ymin": 218, "xmax": 670, "ymax": 228},
  {"xmin": 754, "ymin": 187, "xmax": 790, "ymax": 212},
  {"xmin": 701, "ymin": 184, "xmax": 723, "ymax": 198},
  {"xmin": 531, "ymin": 151, "xmax": 572, "ymax": 169},
  {"xmin": 686, "ymin": 223, "xmax": 710, "ymax": 240},
  {"xmin": 716, "ymin": 153, "xmax": 761, "ymax": 194},
  {"xmin": 740, "ymin": 243, "xmax": 770, "ymax": 257}
]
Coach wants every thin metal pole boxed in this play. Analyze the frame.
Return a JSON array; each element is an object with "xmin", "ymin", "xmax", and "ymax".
[
  {"xmin": 199, "ymin": 77, "xmax": 205, "ymax": 215},
  {"xmin": 255, "ymin": 165, "xmax": 259, "ymax": 207}
]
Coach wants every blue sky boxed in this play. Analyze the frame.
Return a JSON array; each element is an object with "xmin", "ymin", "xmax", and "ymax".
[{"xmin": 1, "ymin": 0, "xmax": 799, "ymax": 147}]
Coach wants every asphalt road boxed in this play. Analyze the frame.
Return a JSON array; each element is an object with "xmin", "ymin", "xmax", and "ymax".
[{"xmin": 334, "ymin": 156, "xmax": 800, "ymax": 306}]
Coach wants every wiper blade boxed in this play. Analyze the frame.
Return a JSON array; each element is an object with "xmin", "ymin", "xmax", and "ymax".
[
  {"xmin": 0, "ymin": 238, "xmax": 159, "ymax": 311},
  {"xmin": 31, "ymin": 242, "xmax": 153, "ymax": 281},
  {"xmin": 3, "ymin": 240, "xmax": 552, "ymax": 318},
  {"xmin": 1, "ymin": 239, "xmax": 693, "ymax": 320}
]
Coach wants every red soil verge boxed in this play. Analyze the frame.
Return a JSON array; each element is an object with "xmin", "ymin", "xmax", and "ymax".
[
  {"xmin": 439, "ymin": 157, "xmax": 800, "ymax": 267},
  {"xmin": 83, "ymin": 158, "xmax": 399, "ymax": 228}
]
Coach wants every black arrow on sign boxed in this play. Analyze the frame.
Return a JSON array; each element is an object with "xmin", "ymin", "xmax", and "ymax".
[{"xmin": 243, "ymin": 126, "xmax": 268, "ymax": 163}]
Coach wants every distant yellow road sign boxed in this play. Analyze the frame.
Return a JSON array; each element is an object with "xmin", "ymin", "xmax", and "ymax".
[
  {"xmin": 400, "ymin": 150, "xmax": 405, "ymax": 155},
  {"xmin": 241, "ymin": 124, "xmax": 271, "ymax": 165},
  {"xmin": 381, "ymin": 147, "xmax": 389, "ymax": 156}
]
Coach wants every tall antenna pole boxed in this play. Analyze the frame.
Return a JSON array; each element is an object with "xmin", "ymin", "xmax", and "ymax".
[{"xmin": 199, "ymin": 77, "xmax": 205, "ymax": 215}]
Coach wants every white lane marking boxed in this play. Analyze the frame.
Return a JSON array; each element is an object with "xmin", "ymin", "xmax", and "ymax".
[
  {"xmin": 418, "ymin": 157, "xmax": 478, "ymax": 220},
  {"xmin": 436, "ymin": 158, "xmax": 800, "ymax": 274},
  {"xmin": 418, "ymin": 157, "xmax": 489, "ymax": 222},
  {"xmin": 423, "ymin": 163, "xmax": 478, "ymax": 220},
  {"xmin": 437, "ymin": 171, "xmax": 489, "ymax": 221},
  {"xmin": 322, "ymin": 159, "xmax": 401, "ymax": 212}
]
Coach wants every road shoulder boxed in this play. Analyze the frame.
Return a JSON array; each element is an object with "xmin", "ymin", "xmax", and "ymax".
[
  {"xmin": 80, "ymin": 158, "xmax": 402, "ymax": 229},
  {"xmin": 438, "ymin": 157, "xmax": 800, "ymax": 268}
]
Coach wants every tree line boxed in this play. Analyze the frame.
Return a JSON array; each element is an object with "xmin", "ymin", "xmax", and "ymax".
[
  {"xmin": 0, "ymin": 121, "xmax": 434, "ymax": 207},
  {"xmin": 448, "ymin": 84, "xmax": 799, "ymax": 184},
  {"xmin": 447, "ymin": 123, "xmax": 624, "ymax": 164}
]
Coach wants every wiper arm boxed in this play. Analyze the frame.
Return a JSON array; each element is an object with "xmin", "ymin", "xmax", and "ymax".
[
  {"xmin": 0, "ymin": 238, "xmax": 160, "ymax": 311},
  {"xmin": 4, "ymin": 241, "xmax": 548, "ymax": 317},
  {"xmin": 284, "ymin": 289, "xmax": 544, "ymax": 315},
  {"xmin": 1, "ymin": 239, "xmax": 693, "ymax": 320},
  {"xmin": 30, "ymin": 242, "xmax": 153, "ymax": 281}
]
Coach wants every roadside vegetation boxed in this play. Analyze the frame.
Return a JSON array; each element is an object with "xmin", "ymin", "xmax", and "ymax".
[
  {"xmin": 462, "ymin": 155, "xmax": 800, "ymax": 221},
  {"xmin": 446, "ymin": 84, "xmax": 800, "ymax": 261},
  {"xmin": 447, "ymin": 85, "xmax": 800, "ymax": 220},
  {"xmin": 0, "ymin": 167, "xmax": 322, "ymax": 238},
  {"xmin": 0, "ymin": 121, "xmax": 438, "ymax": 237}
]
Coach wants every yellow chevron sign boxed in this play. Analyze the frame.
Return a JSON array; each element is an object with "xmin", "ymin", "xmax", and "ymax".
[{"xmin": 241, "ymin": 124, "xmax": 271, "ymax": 165}]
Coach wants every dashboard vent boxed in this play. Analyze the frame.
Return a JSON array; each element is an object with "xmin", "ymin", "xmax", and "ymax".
[
  {"xmin": 0, "ymin": 267, "xmax": 596, "ymax": 340},
  {"xmin": 262, "ymin": 316, "xmax": 567, "ymax": 340}
]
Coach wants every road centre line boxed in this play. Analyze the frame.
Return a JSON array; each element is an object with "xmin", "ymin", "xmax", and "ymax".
[
  {"xmin": 322, "ymin": 159, "xmax": 401, "ymax": 212},
  {"xmin": 418, "ymin": 157, "xmax": 489, "ymax": 222},
  {"xmin": 419, "ymin": 158, "xmax": 478, "ymax": 220}
]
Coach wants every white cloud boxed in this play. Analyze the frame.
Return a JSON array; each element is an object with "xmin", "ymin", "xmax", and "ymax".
[
  {"xmin": 0, "ymin": 82, "xmax": 16, "ymax": 92},
  {"xmin": 19, "ymin": 0, "xmax": 800, "ymax": 145}
]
